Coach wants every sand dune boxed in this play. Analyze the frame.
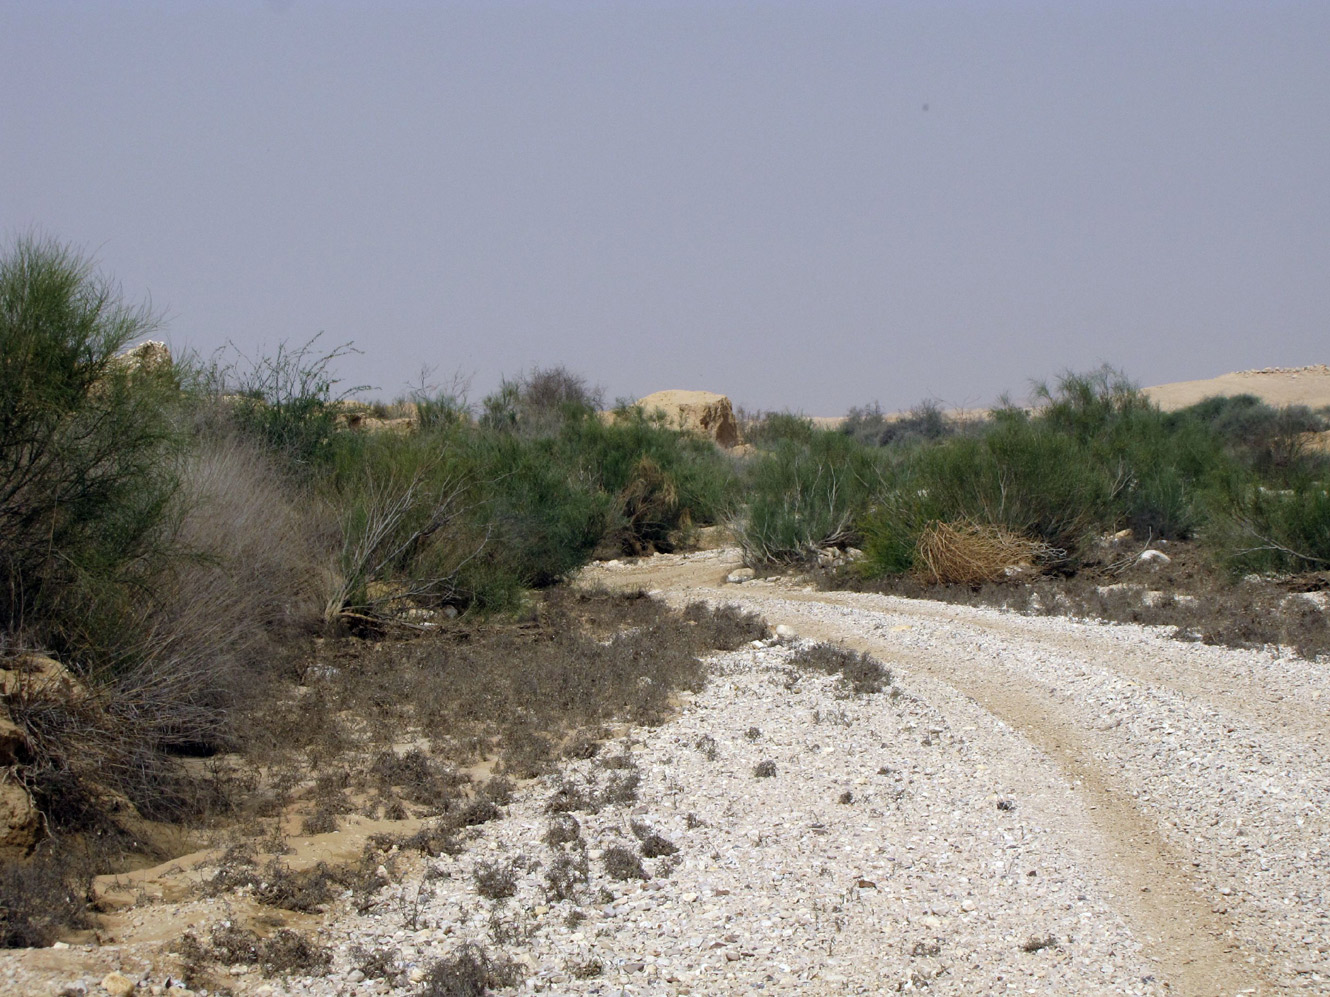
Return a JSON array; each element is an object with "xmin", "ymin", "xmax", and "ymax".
[{"xmin": 1143, "ymin": 364, "xmax": 1330, "ymax": 412}]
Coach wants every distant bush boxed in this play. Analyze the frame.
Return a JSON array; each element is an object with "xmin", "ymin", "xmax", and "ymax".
[
  {"xmin": 562, "ymin": 407, "xmax": 736, "ymax": 555},
  {"xmin": 194, "ymin": 334, "xmax": 364, "ymax": 471},
  {"xmin": 876, "ymin": 412, "xmax": 1117, "ymax": 556},
  {"xmin": 738, "ymin": 411, "xmax": 817, "ymax": 448},
  {"xmin": 481, "ymin": 365, "xmax": 600, "ymax": 438},
  {"xmin": 842, "ymin": 399, "xmax": 954, "ymax": 448},
  {"xmin": 736, "ymin": 430, "xmax": 886, "ymax": 566},
  {"xmin": 1171, "ymin": 394, "xmax": 1327, "ymax": 481},
  {"xmin": 463, "ymin": 429, "xmax": 612, "ymax": 592}
]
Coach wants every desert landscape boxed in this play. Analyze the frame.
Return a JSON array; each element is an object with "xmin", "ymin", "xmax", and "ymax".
[
  {"xmin": 7, "ymin": 1, "xmax": 1328, "ymax": 992},
  {"xmin": 4, "ymin": 305, "xmax": 1330, "ymax": 997}
]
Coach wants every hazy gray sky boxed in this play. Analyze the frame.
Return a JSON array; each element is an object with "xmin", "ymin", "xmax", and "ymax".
[{"xmin": 5, "ymin": 2, "xmax": 1328, "ymax": 414}]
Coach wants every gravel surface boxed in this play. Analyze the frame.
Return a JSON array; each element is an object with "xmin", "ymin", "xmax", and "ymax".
[{"xmin": 5, "ymin": 547, "xmax": 1327, "ymax": 996}]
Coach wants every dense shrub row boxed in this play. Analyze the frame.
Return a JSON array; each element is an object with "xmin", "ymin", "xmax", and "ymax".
[
  {"xmin": 4, "ymin": 235, "xmax": 1330, "ymax": 894},
  {"xmin": 737, "ymin": 368, "xmax": 1330, "ymax": 578},
  {"xmin": 0, "ymin": 238, "xmax": 740, "ymax": 867}
]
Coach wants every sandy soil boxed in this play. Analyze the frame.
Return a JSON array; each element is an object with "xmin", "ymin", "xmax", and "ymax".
[{"xmin": 1143, "ymin": 366, "xmax": 1330, "ymax": 412}]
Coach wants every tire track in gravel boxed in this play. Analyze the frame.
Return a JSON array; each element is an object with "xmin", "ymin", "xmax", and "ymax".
[
  {"xmin": 584, "ymin": 552, "xmax": 1287, "ymax": 995},
  {"xmin": 774, "ymin": 587, "xmax": 1330, "ymax": 746}
]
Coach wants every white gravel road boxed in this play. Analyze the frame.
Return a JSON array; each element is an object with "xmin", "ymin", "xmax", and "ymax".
[{"xmin": 6, "ymin": 547, "xmax": 1328, "ymax": 997}]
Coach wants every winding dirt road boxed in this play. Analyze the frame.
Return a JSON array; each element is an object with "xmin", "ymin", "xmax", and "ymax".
[{"xmin": 582, "ymin": 548, "xmax": 1330, "ymax": 996}]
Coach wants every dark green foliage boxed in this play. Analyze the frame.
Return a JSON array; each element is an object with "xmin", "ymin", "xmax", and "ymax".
[
  {"xmin": 738, "ymin": 429, "xmax": 885, "ymax": 565},
  {"xmin": 1174, "ymin": 394, "xmax": 1328, "ymax": 480},
  {"xmin": 861, "ymin": 413, "xmax": 1117, "ymax": 575},
  {"xmin": 860, "ymin": 369, "xmax": 1244, "ymax": 577},
  {"xmin": 463, "ymin": 428, "xmax": 613, "ymax": 590},
  {"xmin": 209, "ymin": 334, "xmax": 364, "ymax": 470},
  {"xmin": 562, "ymin": 406, "xmax": 736, "ymax": 556},
  {"xmin": 1210, "ymin": 478, "xmax": 1330, "ymax": 574},
  {"xmin": 0, "ymin": 236, "xmax": 180, "ymax": 656}
]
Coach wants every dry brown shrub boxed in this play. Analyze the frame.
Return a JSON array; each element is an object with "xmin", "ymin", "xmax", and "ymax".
[{"xmin": 914, "ymin": 521, "xmax": 1054, "ymax": 585}]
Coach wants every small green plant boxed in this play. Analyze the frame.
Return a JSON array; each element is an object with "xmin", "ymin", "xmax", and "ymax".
[
  {"xmin": 737, "ymin": 429, "xmax": 885, "ymax": 565},
  {"xmin": 208, "ymin": 333, "xmax": 365, "ymax": 470}
]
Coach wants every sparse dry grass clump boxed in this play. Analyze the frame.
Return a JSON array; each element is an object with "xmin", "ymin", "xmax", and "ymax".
[
  {"xmin": 175, "ymin": 923, "xmax": 331, "ymax": 979},
  {"xmin": 419, "ymin": 943, "xmax": 522, "ymax": 997},
  {"xmin": 602, "ymin": 844, "xmax": 647, "ymax": 881},
  {"xmin": 914, "ymin": 520, "xmax": 1056, "ymax": 585},
  {"xmin": 0, "ymin": 856, "xmax": 88, "ymax": 948},
  {"xmin": 789, "ymin": 642, "xmax": 892, "ymax": 695}
]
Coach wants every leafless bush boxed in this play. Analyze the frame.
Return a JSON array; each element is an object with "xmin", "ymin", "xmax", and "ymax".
[
  {"xmin": 600, "ymin": 769, "xmax": 640, "ymax": 806},
  {"xmin": 301, "ymin": 809, "xmax": 338, "ymax": 835},
  {"xmin": 178, "ymin": 923, "xmax": 331, "ymax": 977},
  {"xmin": 419, "ymin": 944, "xmax": 522, "ymax": 997},
  {"xmin": 473, "ymin": 859, "xmax": 519, "ymax": 900},
  {"xmin": 603, "ymin": 844, "xmax": 647, "ymax": 881},
  {"xmin": 788, "ymin": 642, "xmax": 892, "ymax": 695},
  {"xmin": 543, "ymin": 814, "xmax": 583, "ymax": 848},
  {"xmin": 543, "ymin": 848, "xmax": 589, "ymax": 901},
  {"xmin": 351, "ymin": 944, "xmax": 402, "ymax": 982},
  {"xmin": 254, "ymin": 859, "xmax": 339, "ymax": 912},
  {"xmin": 0, "ymin": 855, "xmax": 88, "ymax": 947},
  {"xmin": 631, "ymin": 820, "xmax": 678, "ymax": 858}
]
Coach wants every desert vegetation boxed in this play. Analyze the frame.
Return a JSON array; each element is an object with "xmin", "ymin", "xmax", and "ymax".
[
  {"xmin": 736, "ymin": 367, "xmax": 1330, "ymax": 581},
  {"xmin": 4, "ymin": 235, "xmax": 1330, "ymax": 968}
]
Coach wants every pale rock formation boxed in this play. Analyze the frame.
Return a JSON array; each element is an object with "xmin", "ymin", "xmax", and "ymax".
[
  {"xmin": 636, "ymin": 390, "xmax": 741, "ymax": 448},
  {"xmin": 112, "ymin": 339, "xmax": 172, "ymax": 375}
]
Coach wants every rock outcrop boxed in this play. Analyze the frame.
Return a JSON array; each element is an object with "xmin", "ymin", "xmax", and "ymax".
[
  {"xmin": 0, "ymin": 654, "xmax": 92, "ymax": 857},
  {"xmin": 636, "ymin": 390, "xmax": 741, "ymax": 448},
  {"xmin": 112, "ymin": 339, "xmax": 172, "ymax": 375}
]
